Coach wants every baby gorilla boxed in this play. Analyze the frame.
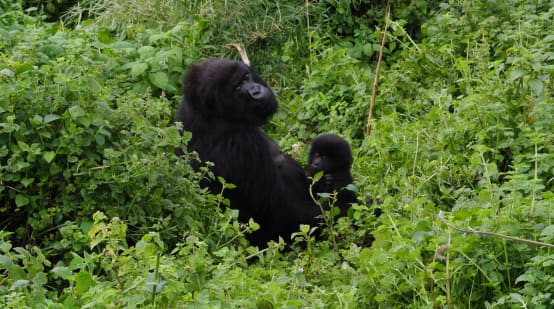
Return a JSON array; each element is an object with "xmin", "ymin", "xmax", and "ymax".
[{"xmin": 308, "ymin": 134, "xmax": 357, "ymax": 216}]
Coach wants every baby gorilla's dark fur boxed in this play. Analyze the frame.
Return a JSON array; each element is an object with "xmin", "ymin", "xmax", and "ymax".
[
  {"xmin": 308, "ymin": 134, "xmax": 357, "ymax": 216},
  {"xmin": 175, "ymin": 59, "xmax": 325, "ymax": 246}
]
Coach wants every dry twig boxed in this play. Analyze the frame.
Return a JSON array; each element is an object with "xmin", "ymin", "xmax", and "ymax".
[
  {"xmin": 228, "ymin": 43, "xmax": 250, "ymax": 66},
  {"xmin": 366, "ymin": 0, "xmax": 390, "ymax": 136},
  {"xmin": 438, "ymin": 211, "xmax": 554, "ymax": 248}
]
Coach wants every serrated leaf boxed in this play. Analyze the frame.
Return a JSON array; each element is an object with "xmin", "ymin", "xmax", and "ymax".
[
  {"xmin": 17, "ymin": 141, "xmax": 29, "ymax": 151},
  {"xmin": 74, "ymin": 271, "xmax": 94, "ymax": 294}
]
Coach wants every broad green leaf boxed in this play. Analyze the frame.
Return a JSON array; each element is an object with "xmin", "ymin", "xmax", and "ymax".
[
  {"xmin": 15, "ymin": 194, "xmax": 29, "ymax": 207},
  {"xmin": 21, "ymin": 178, "xmax": 33, "ymax": 187},
  {"xmin": 97, "ymin": 30, "xmax": 114, "ymax": 44},
  {"xmin": 31, "ymin": 115, "xmax": 43, "ymax": 125},
  {"xmin": 43, "ymin": 151, "xmax": 55, "ymax": 163},
  {"xmin": 43, "ymin": 114, "xmax": 60, "ymax": 124},
  {"xmin": 68, "ymin": 105, "xmax": 85, "ymax": 118},
  {"xmin": 51, "ymin": 266, "xmax": 72, "ymax": 279},
  {"xmin": 138, "ymin": 46, "xmax": 156, "ymax": 58},
  {"xmin": 14, "ymin": 62, "xmax": 32, "ymax": 74},
  {"xmin": 131, "ymin": 62, "xmax": 149, "ymax": 78},
  {"xmin": 17, "ymin": 141, "xmax": 30, "ymax": 151},
  {"xmin": 95, "ymin": 134, "xmax": 105, "ymax": 146},
  {"xmin": 148, "ymin": 71, "xmax": 169, "ymax": 89},
  {"xmin": 74, "ymin": 271, "xmax": 94, "ymax": 294},
  {"xmin": 508, "ymin": 69, "xmax": 525, "ymax": 82},
  {"xmin": 0, "ymin": 255, "xmax": 12, "ymax": 267},
  {"xmin": 529, "ymin": 79, "xmax": 543, "ymax": 94}
]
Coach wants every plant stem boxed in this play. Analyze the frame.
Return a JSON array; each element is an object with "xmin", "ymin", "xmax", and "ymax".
[
  {"xmin": 366, "ymin": 0, "xmax": 390, "ymax": 137},
  {"xmin": 439, "ymin": 211, "xmax": 554, "ymax": 248}
]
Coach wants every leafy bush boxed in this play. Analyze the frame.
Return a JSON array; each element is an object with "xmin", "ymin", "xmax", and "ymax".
[
  {"xmin": 1, "ymin": 0, "xmax": 553, "ymax": 307},
  {"xmin": 0, "ymin": 11, "xmax": 216, "ymax": 248}
]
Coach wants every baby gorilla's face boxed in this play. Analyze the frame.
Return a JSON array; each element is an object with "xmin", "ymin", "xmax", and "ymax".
[
  {"xmin": 308, "ymin": 134, "xmax": 353, "ymax": 175},
  {"xmin": 308, "ymin": 152, "xmax": 328, "ymax": 174}
]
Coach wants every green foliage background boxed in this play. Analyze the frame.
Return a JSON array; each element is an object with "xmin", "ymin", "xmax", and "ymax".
[{"xmin": 1, "ymin": 0, "xmax": 553, "ymax": 307}]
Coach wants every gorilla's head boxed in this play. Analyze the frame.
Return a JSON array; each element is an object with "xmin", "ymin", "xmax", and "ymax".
[
  {"xmin": 308, "ymin": 134, "xmax": 353, "ymax": 174},
  {"xmin": 183, "ymin": 59, "xmax": 278, "ymax": 126}
]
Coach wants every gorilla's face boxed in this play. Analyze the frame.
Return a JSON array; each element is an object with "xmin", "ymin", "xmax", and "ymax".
[
  {"xmin": 184, "ymin": 59, "xmax": 278, "ymax": 125},
  {"xmin": 308, "ymin": 134, "xmax": 353, "ymax": 174}
]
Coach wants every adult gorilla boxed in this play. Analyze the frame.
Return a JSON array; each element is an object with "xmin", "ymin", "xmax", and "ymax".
[{"xmin": 175, "ymin": 59, "xmax": 324, "ymax": 246}]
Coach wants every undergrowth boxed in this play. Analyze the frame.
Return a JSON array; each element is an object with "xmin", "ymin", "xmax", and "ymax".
[{"xmin": 1, "ymin": 0, "xmax": 553, "ymax": 307}]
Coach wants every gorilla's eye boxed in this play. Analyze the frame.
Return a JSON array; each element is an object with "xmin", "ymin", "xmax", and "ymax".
[
  {"xmin": 234, "ymin": 73, "xmax": 250, "ymax": 91},
  {"xmin": 234, "ymin": 80, "xmax": 244, "ymax": 91}
]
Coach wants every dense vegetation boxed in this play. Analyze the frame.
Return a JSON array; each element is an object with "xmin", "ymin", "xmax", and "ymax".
[{"xmin": 1, "ymin": 0, "xmax": 553, "ymax": 307}]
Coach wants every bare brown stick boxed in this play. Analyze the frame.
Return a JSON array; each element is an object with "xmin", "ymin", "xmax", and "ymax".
[
  {"xmin": 365, "ymin": 0, "xmax": 390, "ymax": 137},
  {"xmin": 438, "ymin": 211, "xmax": 554, "ymax": 248}
]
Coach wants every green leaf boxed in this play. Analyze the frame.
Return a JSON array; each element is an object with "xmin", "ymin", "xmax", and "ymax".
[
  {"xmin": 31, "ymin": 115, "xmax": 43, "ymax": 125},
  {"xmin": 256, "ymin": 299, "xmax": 275, "ymax": 309},
  {"xmin": 14, "ymin": 62, "xmax": 32, "ymax": 74},
  {"xmin": 43, "ymin": 151, "xmax": 56, "ymax": 163},
  {"xmin": 15, "ymin": 194, "xmax": 29, "ymax": 207},
  {"xmin": 97, "ymin": 30, "xmax": 114, "ymax": 44},
  {"xmin": 131, "ymin": 62, "xmax": 149, "ymax": 78},
  {"xmin": 0, "ymin": 255, "xmax": 12, "ymax": 267},
  {"xmin": 17, "ymin": 141, "xmax": 30, "ymax": 151},
  {"xmin": 148, "ymin": 71, "xmax": 169, "ymax": 89},
  {"xmin": 248, "ymin": 218, "xmax": 260, "ymax": 231},
  {"xmin": 142, "ymin": 273, "xmax": 167, "ymax": 293},
  {"xmin": 138, "ymin": 46, "xmax": 156, "ymax": 58},
  {"xmin": 43, "ymin": 114, "xmax": 61, "ymax": 124},
  {"xmin": 21, "ymin": 178, "xmax": 33, "ymax": 187},
  {"xmin": 51, "ymin": 266, "xmax": 72, "ymax": 279},
  {"xmin": 529, "ymin": 79, "xmax": 543, "ymax": 94},
  {"xmin": 68, "ymin": 105, "xmax": 85, "ymax": 118},
  {"xmin": 74, "ymin": 271, "xmax": 94, "ymax": 294},
  {"xmin": 540, "ymin": 225, "xmax": 554, "ymax": 238},
  {"xmin": 312, "ymin": 171, "xmax": 324, "ymax": 182},
  {"xmin": 508, "ymin": 69, "xmax": 525, "ymax": 82}
]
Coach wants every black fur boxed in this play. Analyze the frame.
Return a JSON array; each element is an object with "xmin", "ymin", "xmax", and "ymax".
[
  {"xmin": 175, "ymin": 59, "xmax": 324, "ymax": 246},
  {"xmin": 308, "ymin": 134, "xmax": 357, "ymax": 216}
]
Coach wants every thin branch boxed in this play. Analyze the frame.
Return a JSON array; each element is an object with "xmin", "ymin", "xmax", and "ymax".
[
  {"xmin": 366, "ymin": 0, "xmax": 390, "ymax": 137},
  {"xmin": 438, "ymin": 211, "xmax": 554, "ymax": 249}
]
